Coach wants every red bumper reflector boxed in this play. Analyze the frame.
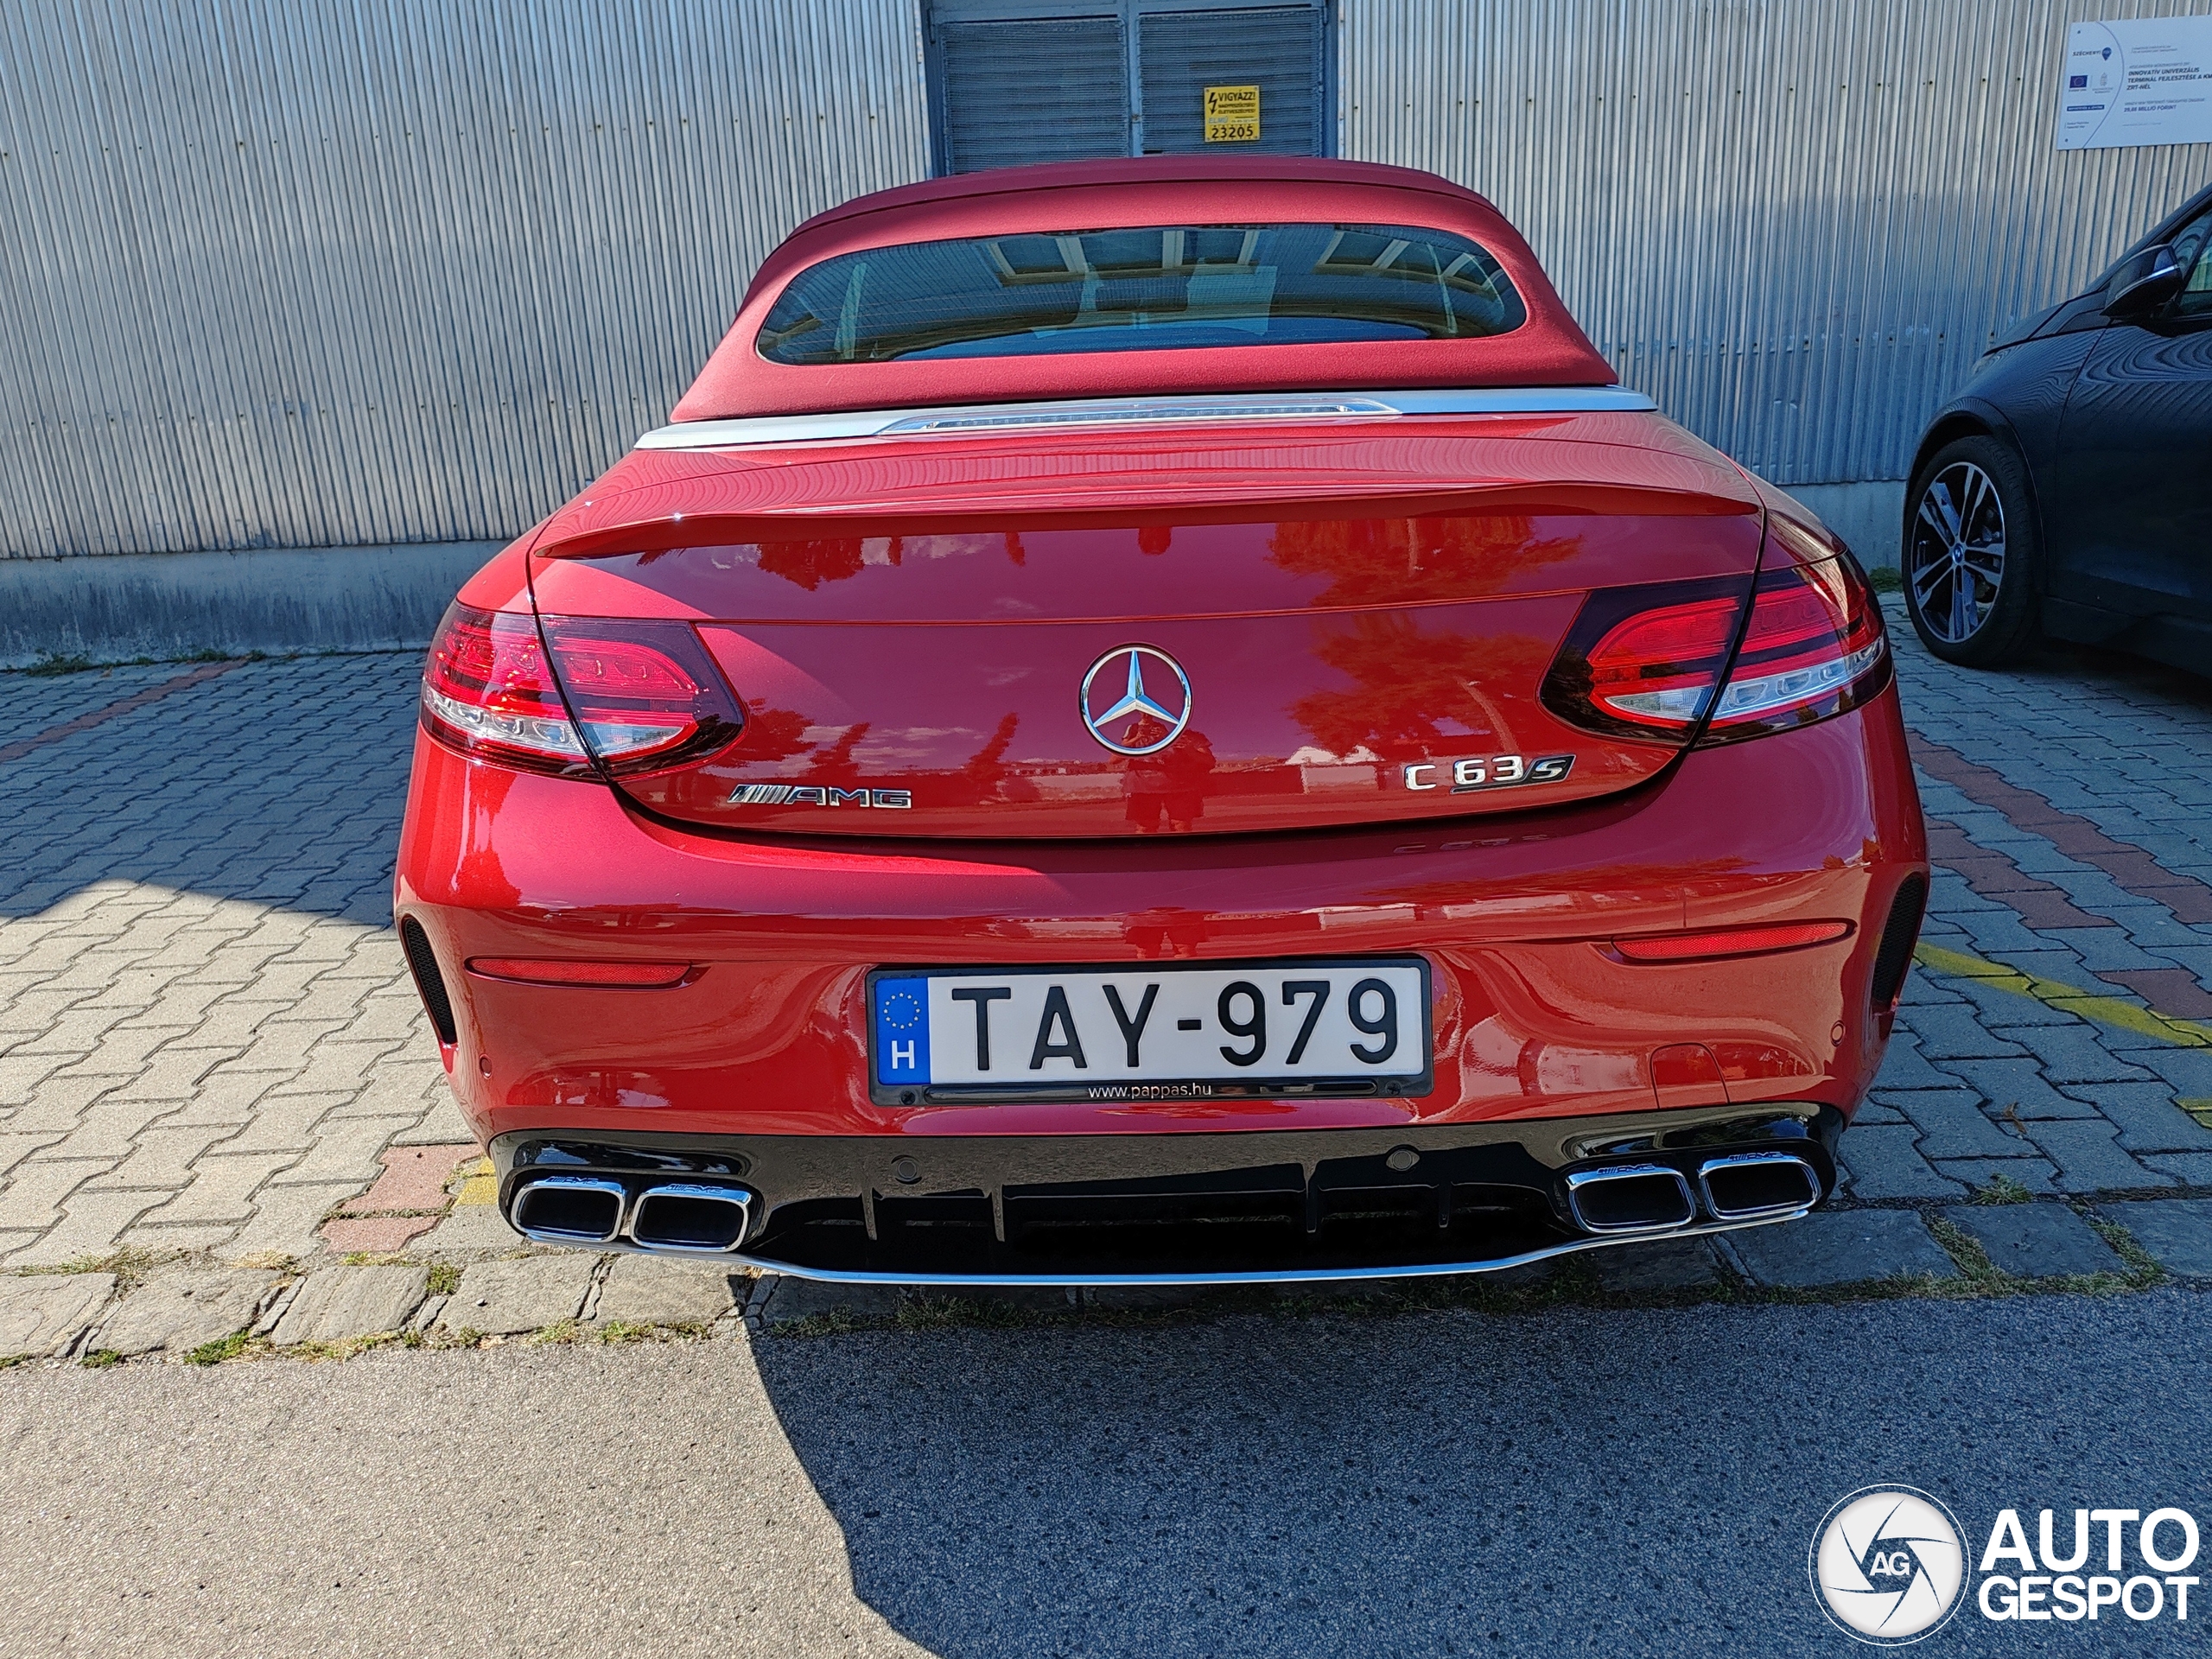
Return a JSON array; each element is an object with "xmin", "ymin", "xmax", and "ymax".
[
  {"xmin": 1613, "ymin": 921, "xmax": 1851, "ymax": 963},
  {"xmin": 466, "ymin": 958, "xmax": 694, "ymax": 988}
]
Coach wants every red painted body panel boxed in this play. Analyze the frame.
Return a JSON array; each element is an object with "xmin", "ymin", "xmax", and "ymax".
[
  {"xmin": 394, "ymin": 686, "xmax": 1925, "ymax": 1147},
  {"xmin": 669, "ymin": 160, "xmax": 1612, "ymax": 422},
  {"xmin": 525, "ymin": 413, "xmax": 1768, "ymax": 838}
]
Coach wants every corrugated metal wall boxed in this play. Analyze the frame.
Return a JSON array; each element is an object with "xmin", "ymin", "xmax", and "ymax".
[
  {"xmin": 7, "ymin": 0, "xmax": 2212, "ymax": 558},
  {"xmin": 0, "ymin": 0, "xmax": 928, "ymax": 558},
  {"xmin": 1344, "ymin": 0, "xmax": 2212, "ymax": 486}
]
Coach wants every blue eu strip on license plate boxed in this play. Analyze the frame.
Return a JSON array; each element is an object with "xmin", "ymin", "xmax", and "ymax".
[{"xmin": 873, "ymin": 976, "xmax": 933, "ymax": 1084}]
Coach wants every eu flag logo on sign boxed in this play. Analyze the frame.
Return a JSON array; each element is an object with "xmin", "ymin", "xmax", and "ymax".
[{"xmin": 874, "ymin": 977, "xmax": 931, "ymax": 1085}]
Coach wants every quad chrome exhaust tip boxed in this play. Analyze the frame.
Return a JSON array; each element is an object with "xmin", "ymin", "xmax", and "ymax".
[
  {"xmin": 1563, "ymin": 1151, "xmax": 1821, "ymax": 1236},
  {"xmin": 508, "ymin": 1176, "xmax": 755, "ymax": 1255},
  {"xmin": 628, "ymin": 1183, "xmax": 754, "ymax": 1255},
  {"xmin": 511, "ymin": 1175, "xmax": 629, "ymax": 1245},
  {"xmin": 1563, "ymin": 1163, "xmax": 1697, "ymax": 1235},
  {"xmin": 1696, "ymin": 1150, "xmax": 1821, "ymax": 1221}
]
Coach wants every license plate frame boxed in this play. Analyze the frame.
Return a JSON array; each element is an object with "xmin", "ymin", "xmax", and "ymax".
[{"xmin": 865, "ymin": 956, "xmax": 1433, "ymax": 1106}]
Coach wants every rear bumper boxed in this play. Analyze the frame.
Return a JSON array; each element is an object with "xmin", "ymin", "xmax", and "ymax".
[
  {"xmin": 396, "ymin": 690, "xmax": 1925, "ymax": 1152},
  {"xmin": 490, "ymin": 1103, "xmax": 1840, "ymax": 1284}
]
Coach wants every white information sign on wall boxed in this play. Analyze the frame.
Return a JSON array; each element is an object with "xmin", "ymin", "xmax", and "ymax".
[{"xmin": 2056, "ymin": 16, "xmax": 2212, "ymax": 149}]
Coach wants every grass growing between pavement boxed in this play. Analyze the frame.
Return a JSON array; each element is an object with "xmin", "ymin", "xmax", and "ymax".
[
  {"xmin": 184, "ymin": 1330, "xmax": 254, "ymax": 1366},
  {"xmin": 16, "ymin": 647, "xmax": 272, "ymax": 677},
  {"xmin": 19, "ymin": 1249, "xmax": 179, "ymax": 1292},
  {"xmin": 1923, "ymin": 1212, "xmax": 2162, "ymax": 1300}
]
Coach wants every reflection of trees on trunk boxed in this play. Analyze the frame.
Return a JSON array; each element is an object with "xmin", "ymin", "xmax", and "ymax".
[
  {"xmin": 1271, "ymin": 512, "xmax": 1581, "ymax": 762},
  {"xmin": 756, "ymin": 537, "xmax": 865, "ymax": 589},
  {"xmin": 952, "ymin": 713, "xmax": 1029, "ymax": 804},
  {"xmin": 1268, "ymin": 512, "xmax": 1577, "ymax": 607},
  {"xmin": 752, "ymin": 530, "xmax": 1026, "ymax": 588},
  {"xmin": 731, "ymin": 706, "xmax": 813, "ymax": 764},
  {"xmin": 1291, "ymin": 616, "xmax": 1554, "ymax": 763},
  {"xmin": 803, "ymin": 721, "xmax": 872, "ymax": 780}
]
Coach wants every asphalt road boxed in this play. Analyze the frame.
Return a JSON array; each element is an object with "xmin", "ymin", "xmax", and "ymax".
[{"xmin": 1, "ymin": 1294, "xmax": 2205, "ymax": 1658}]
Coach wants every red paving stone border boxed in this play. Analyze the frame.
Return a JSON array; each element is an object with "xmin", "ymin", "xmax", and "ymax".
[
  {"xmin": 341, "ymin": 1145, "xmax": 479, "ymax": 1216},
  {"xmin": 0, "ymin": 659, "xmax": 242, "ymax": 766},
  {"xmin": 1918, "ymin": 818, "xmax": 2113, "ymax": 930},
  {"xmin": 1910, "ymin": 734, "xmax": 2212, "ymax": 930},
  {"xmin": 319, "ymin": 1145, "xmax": 480, "ymax": 1255},
  {"xmin": 2102, "ymin": 969, "xmax": 2212, "ymax": 1021}
]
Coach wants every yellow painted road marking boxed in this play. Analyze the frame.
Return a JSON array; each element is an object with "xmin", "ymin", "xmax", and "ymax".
[
  {"xmin": 453, "ymin": 1157, "xmax": 497, "ymax": 1207},
  {"xmin": 1912, "ymin": 943, "xmax": 2212, "ymax": 1049}
]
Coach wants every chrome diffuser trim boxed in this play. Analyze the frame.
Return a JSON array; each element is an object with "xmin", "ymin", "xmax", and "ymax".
[
  {"xmin": 511, "ymin": 1174, "xmax": 629, "ymax": 1245},
  {"xmin": 716, "ymin": 1208, "xmax": 1809, "ymax": 1287},
  {"xmin": 626, "ymin": 1181, "xmax": 756, "ymax": 1255},
  {"xmin": 1696, "ymin": 1150, "xmax": 1822, "ymax": 1222},
  {"xmin": 1562, "ymin": 1162, "xmax": 1699, "ymax": 1235},
  {"xmin": 633, "ymin": 386, "xmax": 1659, "ymax": 450}
]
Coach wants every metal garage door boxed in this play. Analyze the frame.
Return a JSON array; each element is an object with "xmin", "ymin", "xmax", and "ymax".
[{"xmin": 926, "ymin": 0, "xmax": 1332, "ymax": 174}]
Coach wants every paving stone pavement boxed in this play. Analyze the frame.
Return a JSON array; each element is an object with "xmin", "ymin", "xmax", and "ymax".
[
  {"xmin": 441, "ymin": 1255, "xmax": 600, "ymax": 1336},
  {"xmin": 1866, "ymin": 595, "xmax": 2212, "ymax": 1208},
  {"xmin": 1719, "ymin": 1210, "xmax": 1958, "ymax": 1287},
  {"xmin": 89, "ymin": 1267, "xmax": 278, "ymax": 1357},
  {"xmin": 1, "ymin": 598, "xmax": 2210, "ymax": 1335},
  {"xmin": 0, "ymin": 654, "xmax": 467, "ymax": 1268},
  {"xmin": 270, "ymin": 1264, "xmax": 429, "ymax": 1346},
  {"xmin": 1938, "ymin": 1202, "xmax": 2127, "ymax": 1278}
]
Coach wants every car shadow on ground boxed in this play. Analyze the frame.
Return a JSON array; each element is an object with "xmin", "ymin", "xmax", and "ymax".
[{"xmin": 745, "ymin": 1294, "xmax": 2209, "ymax": 1658}]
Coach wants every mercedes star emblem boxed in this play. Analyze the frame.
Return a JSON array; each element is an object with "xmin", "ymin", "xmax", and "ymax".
[{"xmin": 1079, "ymin": 645, "xmax": 1193, "ymax": 756}]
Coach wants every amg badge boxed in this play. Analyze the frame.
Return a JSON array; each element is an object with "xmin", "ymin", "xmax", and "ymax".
[
  {"xmin": 1401, "ymin": 753, "xmax": 1574, "ymax": 794},
  {"xmin": 728, "ymin": 784, "xmax": 912, "ymax": 808}
]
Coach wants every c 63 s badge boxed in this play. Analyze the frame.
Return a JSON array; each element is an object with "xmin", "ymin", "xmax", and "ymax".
[
  {"xmin": 1402, "ymin": 753, "xmax": 1574, "ymax": 794},
  {"xmin": 729, "ymin": 784, "xmax": 912, "ymax": 808}
]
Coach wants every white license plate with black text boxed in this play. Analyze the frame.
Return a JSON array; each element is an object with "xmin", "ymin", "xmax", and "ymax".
[{"xmin": 868, "ymin": 958, "xmax": 1432, "ymax": 1103}]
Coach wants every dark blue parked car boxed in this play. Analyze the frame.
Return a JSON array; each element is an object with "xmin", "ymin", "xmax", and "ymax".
[{"xmin": 1907, "ymin": 184, "xmax": 2212, "ymax": 669}]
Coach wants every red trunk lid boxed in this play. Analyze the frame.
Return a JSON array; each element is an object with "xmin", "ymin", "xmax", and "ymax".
[{"xmin": 528, "ymin": 412, "xmax": 1764, "ymax": 837}]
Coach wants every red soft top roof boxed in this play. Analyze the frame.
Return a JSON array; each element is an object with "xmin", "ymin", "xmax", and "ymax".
[{"xmin": 670, "ymin": 157, "xmax": 1614, "ymax": 423}]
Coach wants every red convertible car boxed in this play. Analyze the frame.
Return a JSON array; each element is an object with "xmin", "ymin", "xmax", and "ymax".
[{"xmin": 395, "ymin": 157, "xmax": 1926, "ymax": 1283}]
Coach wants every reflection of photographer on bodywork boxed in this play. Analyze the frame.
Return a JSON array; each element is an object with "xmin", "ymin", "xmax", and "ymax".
[{"xmin": 1122, "ymin": 722, "xmax": 1215, "ymax": 833}]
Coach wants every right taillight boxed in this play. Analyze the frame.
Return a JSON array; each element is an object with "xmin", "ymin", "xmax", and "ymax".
[
  {"xmin": 421, "ymin": 603, "xmax": 745, "ymax": 778},
  {"xmin": 1541, "ymin": 555, "xmax": 1889, "ymax": 747},
  {"xmin": 1699, "ymin": 554, "xmax": 1889, "ymax": 744}
]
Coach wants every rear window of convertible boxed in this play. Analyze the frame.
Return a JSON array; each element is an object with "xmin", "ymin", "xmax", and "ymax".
[{"xmin": 755, "ymin": 223, "xmax": 1528, "ymax": 364}]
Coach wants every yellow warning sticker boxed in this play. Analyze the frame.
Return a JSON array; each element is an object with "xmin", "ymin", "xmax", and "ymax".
[{"xmin": 1204, "ymin": 84, "xmax": 1261, "ymax": 143}]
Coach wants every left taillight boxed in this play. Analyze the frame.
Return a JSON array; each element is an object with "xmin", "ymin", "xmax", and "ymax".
[{"xmin": 420, "ymin": 604, "xmax": 744, "ymax": 778}]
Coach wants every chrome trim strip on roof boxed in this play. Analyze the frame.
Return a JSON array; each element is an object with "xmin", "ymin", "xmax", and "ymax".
[
  {"xmin": 632, "ymin": 385, "xmax": 1659, "ymax": 450},
  {"xmin": 701, "ymin": 1206, "xmax": 1806, "ymax": 1287}
]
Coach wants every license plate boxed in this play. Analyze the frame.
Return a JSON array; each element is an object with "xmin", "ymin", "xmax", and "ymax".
[{"xmin": 868, "ymin": 957, "xmax": 1432, "ymax": 1104}]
